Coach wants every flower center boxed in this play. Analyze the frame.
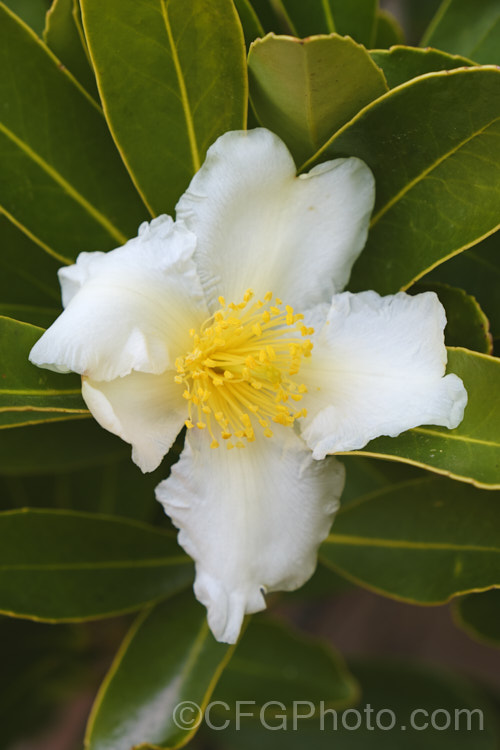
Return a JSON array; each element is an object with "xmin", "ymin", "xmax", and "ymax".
[{"xmin": 174, "ymin": 290, "xmax": 313, "ymax": 450}]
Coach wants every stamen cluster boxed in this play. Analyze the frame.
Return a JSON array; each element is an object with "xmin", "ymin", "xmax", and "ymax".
[{"xmin": 174, "ymin": 290, "xmax": 313, "ymax": 449}]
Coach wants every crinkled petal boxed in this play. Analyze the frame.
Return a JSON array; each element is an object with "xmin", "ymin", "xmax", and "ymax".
[
  {"xmin": 176, "ymin": 128, "xmax": 375, "ymax": 312},
  {"xmin": 30, "ymin": 216, "xmax": 208, "ymax": 380},
  {"xmin": 82, "ymin": 370, "xmax": 185, "ymax": 473},
  {"xmin": 156, "ymin": 428, "xmax": 344, "ymax": 643},
  {"xmin": 300, "ymin": 290, "xmax": 467, "ymax": 459}
]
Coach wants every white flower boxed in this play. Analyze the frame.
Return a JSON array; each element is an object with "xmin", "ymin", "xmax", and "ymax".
[{"xmin": 29, "ymin": 129, "xmax": 467, "ymax": 643}]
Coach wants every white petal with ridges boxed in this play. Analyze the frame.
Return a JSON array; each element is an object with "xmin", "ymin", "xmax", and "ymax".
[
  {"xmin": 300, "ymin": 291, "xmax": 468, "ymax": 459},
  {"xmin": 29, "ymin": 216, "xmax": 208, "ymax": 380},
  {"xmin": 156, "ymin": 429, "xmax": 344, "ymax": 643},
  {"xmin": 176, "ymin": 128, "xmax": 375, "ymax": 311},
  {"xmin": 82, "ymin": 370, "xmax": 185, "ymax": 473}
]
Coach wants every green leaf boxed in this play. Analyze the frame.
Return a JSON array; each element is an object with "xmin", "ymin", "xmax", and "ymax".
[
  {"xmin": 372, "ymin": 10, "xmax": 404, "ymax": 48},
  {"xmin": 370, "ymin": 46, "xmax": 474, "ymax": 88},
  {"xmin": 0, "ymin": 509, "xmax": 192, "ymax": 620},
  {"xmin": 0, "ymin": 410, "xmax": 87, "ymax": 431},
  {"xmin": 85, "ymin": 592, "xmax": 232, "ymax": 750},
  {"xmin": 233, "ymin": 0, "xmax": 265, "ymax": 47},
  {"xmin": 0, "ymin": 457, "xmax": 166, "ymax": 523},
  {"xmin": 247, "ymin": 0, "xmax": 280, "ymax": 33},
  {"xmin": 203, "ymin": 658, "xmax": 500, "ymax": 747},
  {"xmin": 351, "ymin": 347, "xmax": 500, "ymax": 488},
  {"xmin": 212, "ymin": 619, "xmax": 358, "ymax": 713},
  {"xmin": 44, "ymin": 0, "xmax": 99, "ymax": 98},
  {"xmin": 321, "ymin": 475, "xmax": 500, "ymax": 603},
  {"xmin": 248, "ymin": 33, "xmax": 388, "ymax": 165},
  {"xmin": 2, "ymin": 0, "xmax": 50, "ymax": 34},
  {"xmin": 0, "ymin": 213, "xmax": 62, "ymax": 327},
  {"xmin": 0, "ymin": 430, "xmax": 183, "ymax": 523},
  {"xmin": 422, "ymin": 0, "xmax": 500, "ymax": 65},
  {"xmin": 453, "ymin": 590, "xmax": 500, "ymax": 648},
  {"xmin": 0, "ymin": 215, "xmax": 61, "ymax": 315},
  {"xmin": 80, "ymin": 0, "xmax": 247, "ymax": 217},
  {"xmin": 0, "ymin": 304, "xmax": 58, "ymax": 329},
  {"xmin": 0, "ymin": 4, "xmax": 147, "ymax": 263},
  {"xmin": 0, "ymin": 420, "xmax": 129, "ymax": 475},
  {"xmin": 271, "ymin": 0, "xmax": 329, "ymax": 36},
  {"xmin": 412, "ymin": 282, "xmax": 492, "ymax": 354},
  {"xmin": 344, "ymin": 660, "xmax": 499, "ymax": 746},
  {"xmin": 404, "ymin": 0, "xmax": 443, "ymax": 45},
  {"xmin": 422, "ymin": 231, "xmax": 500, "ymax": 346},
  {"xmin": 278, "ymin": 0, "xmax": 378, "ymax": 47},
  {"xmin": 286, "ymin": 560, "xmax": 354, "ymax": 598},
  {"xmin": 341, "ymin": 455, "xmax": 425, "ymax": 506},
  {"xmin": 0, "ymin": 617, "xmax": 86, "ymax": 748},
  {"xmin": 0, "ymin": 317, "xmax": 87, "ymax": 427},
  {"xmin": 304, "ymin": 67, "xmax": 500, "ymax": 295}
]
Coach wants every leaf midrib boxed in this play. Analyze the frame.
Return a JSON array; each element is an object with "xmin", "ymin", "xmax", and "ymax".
[
  {"xmin": 325, "ymin": 534, "xmax": 500, "ymax": 553},
  {"xmin": 370, "ymin": 115, "xmax": 500, "ymax": 227},
  {"xmin": 0, "ymin": 121, "xmax": 128, "ymax": 245},
  {"xmin": 412, "ymin": 426, "xmax": 500, "ymax": 448},
  {"xmin": 0, "ymin": 556, "xmax": 190, "ymax": 571},
  {"xmin": 469, "ymin": 14, "xmax": 500, "ymax": 59},
  {"xmin": 160, "ymin": 0, "xmax": 200, "ymax": 172},
  {"xmin": 0, "ymin": 388, "xmax": 82, "ymax": 396}
]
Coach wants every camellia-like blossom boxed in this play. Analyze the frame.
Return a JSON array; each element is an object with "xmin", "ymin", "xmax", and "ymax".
[{"xmin": 30, "ymin": 129, "xmax": 467, "ymax": 643}]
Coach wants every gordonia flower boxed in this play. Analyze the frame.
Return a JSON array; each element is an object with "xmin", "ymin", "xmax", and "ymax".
[{"xmin": 30, "ymin": 129, "xmax": 467, "ymax": 643}]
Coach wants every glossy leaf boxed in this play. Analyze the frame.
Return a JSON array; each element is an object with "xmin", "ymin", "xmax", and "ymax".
[
  {"xmin": 0, "ymin": 456, "xmax": 165, "ymax": 523},
  {"xmin": 404, "ymin": 0, "xmax": 443, "ymax": 45},
  {"xmin": 285, "ymin": 560, "xmax": 354, "ymax": 598},
  {"xmin": 321, "ymin": 475, "xmax": 500, "ymax": 603},
  {"xmin": 272, "ymin": 0, "xmax": 330, "ymax": 36},
  {"xmin": 0, "ymin": 420, "xmax": 129, "ymax": 475},
  {"xmin": 248, "ymin": 34, "xmax": 388, "ymax": 165},
  {"xmin": 0, "ymin": 215, "xmax": 60, "ymax": 301},
  {"xmin": 0, "ymin": 617, "xmax": 86, "ymax": 748},
  {"xmin": 350, "ymin": 347, "xmax": 500, "ymax": 488},
  {"xmin": 344, "ymin": 661, "xmax": 499, "ymax": 746},
  {"xmin": 0, "ymin": 305, "xmax": 58, "ymax": 329},
  {"xmin": 212, "ymin": 619, "xmax": 357, "ymax": 713},
  {"xmin": 0, "ymin": 317, "xmax": 87, "ymax": 427},
  {"xmin": 413, "ymin": 282, "xmax": 492, "ymax": 353},
  {"xmin": 340, "ymin": 455, "xmax": 426, "ymax": 506},
  {"xmin": 234, "ymin": 0, "xmax": 265, "ymax": 47},
  {"xmin": 372, "ymin": 10, "xmax": 404, "ymax": 48},
  {"xmin": 304, "ymin": 67, "xmax": 500, "ymax": 294},
  {"xmin": 0, "ymin": 431, "xmax": 183, "ymax": 522},
  {"xmin": 453, "ymin": 589, "xmax": 500, "ymax": 647},
  {"xmin": 423, "ymin": 231, "xmax": 500, "ymax": 343},
  {"xmin": 247, "ymin": 0, "xmax": 280, "ymax": 33},
  {"xmin": 2, "ymin": 0, "xmax": 50, "ymax": 34},
  {"xmin": 204, "ymin": 658, "xmax": 499, "ymax": 747},
  {"xmin": 81, "ymin": 0, "xmax": 247, "ymax": 216},
  {"xmin": 44, "ymin": 0, "xmax": 99, "ymax": 98},
  {"xmin": 0, "ymin": 214, "xmax": 61, "ymax": 327},
  {"xmin": 422, "ymin": 0, "xmax": 500, "ymax": 65},
  {"xmin": 370, "ymin": 46, "xmax": 474, "ymax": 88},
  {"xmin": 0, "ymin": 411, "xmax": 87, "ymax": 431},
  {"xmin": 0, "ymin": 509, "xmax": 192, "ymax": 620},
  {"xmin": 0, "ymin": 4, "xmax": 147, "ymax": 263},
  {"xmin": 85, "ymin": 592, "xmax": 232, "ymax": 750},
  {"xmin": 278, "ymin": 0, "xmax": 378, "ymax": 47}
]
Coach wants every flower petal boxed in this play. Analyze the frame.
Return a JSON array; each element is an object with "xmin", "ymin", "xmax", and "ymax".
[
  {"xmin": 29, "ymin": 216, "xmax": 208, "ymax": 380},
  {"xmin": 155, "ymin": 429, "xmax": 344, "ymax": 643},
  {"xmin": 82, "ymin": 370, "xmax": 185, "ymax": 473},
  {"xmin": 300, "ymin": 291, "xmax": 468, "ymax": 459},
  {"xmin": 176, "ymin": 128, "xmax": 375, "ymax": 311}
]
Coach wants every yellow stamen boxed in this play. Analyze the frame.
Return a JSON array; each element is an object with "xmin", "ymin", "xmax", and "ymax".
[{"xmin": 174, "ymin": 290, "xmax": 312, "ymax": 447}]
